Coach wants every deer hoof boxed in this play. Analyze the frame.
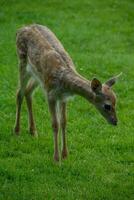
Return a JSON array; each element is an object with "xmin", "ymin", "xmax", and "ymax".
[
  {"xmin": 29, "ymin": 128, "xmax": 38, "ymax": 137},
  {"xmin": 54, "ymin": 154, "xmax": 59, "ymax": 162},
  {"xmin": 14, "ymin": 126, "xmax": 20, "ymax": 135},
  {"xmin": 62, "ymin": 150, "xmax": 68, "ymax": 159}
]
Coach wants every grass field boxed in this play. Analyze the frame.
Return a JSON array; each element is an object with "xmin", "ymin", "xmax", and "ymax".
[{"xmin": 0, "ymin": 0, "xmax": 134, "ymax": 199}]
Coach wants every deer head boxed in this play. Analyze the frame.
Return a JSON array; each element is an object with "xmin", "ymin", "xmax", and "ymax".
[{"xmin": 91, "ymin": 73, "xmax": 122, "ymax": 125}]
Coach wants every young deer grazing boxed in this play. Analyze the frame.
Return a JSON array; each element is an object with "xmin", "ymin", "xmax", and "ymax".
[{"xmin": 14, "ymin": 24, "xmax": 121, "ymax": 162}]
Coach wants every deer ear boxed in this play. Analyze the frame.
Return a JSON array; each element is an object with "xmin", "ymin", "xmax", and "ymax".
[
  {"xmin": 91, "ymin": 78, "xmax": 102, "ymax": 93},
  {"xmin": 105, "ymin": 72, "xmax": 122, "ymax": 87}
]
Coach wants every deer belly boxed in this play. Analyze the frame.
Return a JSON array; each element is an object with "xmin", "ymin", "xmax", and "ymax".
[{"xmin": 61, "ymin": 92, "xmax": 74, "ymax": 102}]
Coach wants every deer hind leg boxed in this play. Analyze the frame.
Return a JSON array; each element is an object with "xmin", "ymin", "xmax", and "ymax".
[
  {"xmin": 48, "ymin": 97, "xmax": 60, "ymax": 162},
  {"xmin": 25, "ymin": 79, "xmax": 38, "ymax": 136},
  {"xmin": 60, "ymin": 102, "xmax": 68, "ymax": 159},
  {"xmin": 14, "ymin": 58, "xmax": 30, "ymax": 135}
]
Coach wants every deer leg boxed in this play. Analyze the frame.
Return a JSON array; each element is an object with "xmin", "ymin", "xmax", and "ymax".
[
  {"xmin": 60, "ymin": 102, "xmax": 68, "ymax": 159},
  {"xmin": 48, "ymin": 98, "xmax": 59, "ymax": 162},
  {"xmin": 25, "ymin": 79, "xmax": 38, "ymax": 136},
  {"xmin": 14, "ymin": 59, "xmax": 30, "ymax": 135}
]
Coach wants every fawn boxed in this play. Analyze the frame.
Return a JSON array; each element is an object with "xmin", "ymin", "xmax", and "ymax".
[{"xmin": 14, "ymin": 24, "xmax": 121, "ymax": 161}]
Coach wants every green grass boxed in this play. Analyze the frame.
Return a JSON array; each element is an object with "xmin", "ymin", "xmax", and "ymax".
[{"xmin": 0, "ymin": 0, "xmax": 134, "ymax": 199}]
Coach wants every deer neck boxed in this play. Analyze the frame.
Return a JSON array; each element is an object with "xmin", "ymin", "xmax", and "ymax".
[{"xmin": 61, "ymin": 69, "xmax": 95, "ymax": 103}]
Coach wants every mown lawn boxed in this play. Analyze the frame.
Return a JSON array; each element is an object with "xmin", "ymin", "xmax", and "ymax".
[{"xmin": 0, "ymin": 0, "xmax": 134, "ymax": 199}]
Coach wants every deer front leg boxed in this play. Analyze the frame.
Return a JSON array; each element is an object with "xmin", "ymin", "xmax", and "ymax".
[
  {"xmin": 60, "ymin": 102, "xmax": 68, "ymax": 159},
  {"xmin": 48, "ymin": 98, "xmax": 59, "ymax": 162}
]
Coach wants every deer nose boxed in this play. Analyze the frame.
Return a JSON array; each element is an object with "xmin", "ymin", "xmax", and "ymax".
[
  {"xmin": 112, "ymin": 120, "xmax": 117, "ymax": 126},
  {"xmin": 111, "ymin": 117, "xmax": 117, "ymax": 126}
]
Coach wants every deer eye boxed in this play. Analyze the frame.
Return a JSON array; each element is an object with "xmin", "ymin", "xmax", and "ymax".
[{"xmin": 104, "ymin": 104, "xmax": 111, "ymax": 111}]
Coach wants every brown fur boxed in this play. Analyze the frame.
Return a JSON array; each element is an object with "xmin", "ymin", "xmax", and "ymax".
[{"xmin": 14, "ymin": 24, "xmax": 120, "ymax": 162}]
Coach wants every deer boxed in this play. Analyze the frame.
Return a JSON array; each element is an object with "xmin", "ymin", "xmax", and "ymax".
[{"xmin": 14, "ymin": 24, "xmax": 121, "ymax": 162}]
